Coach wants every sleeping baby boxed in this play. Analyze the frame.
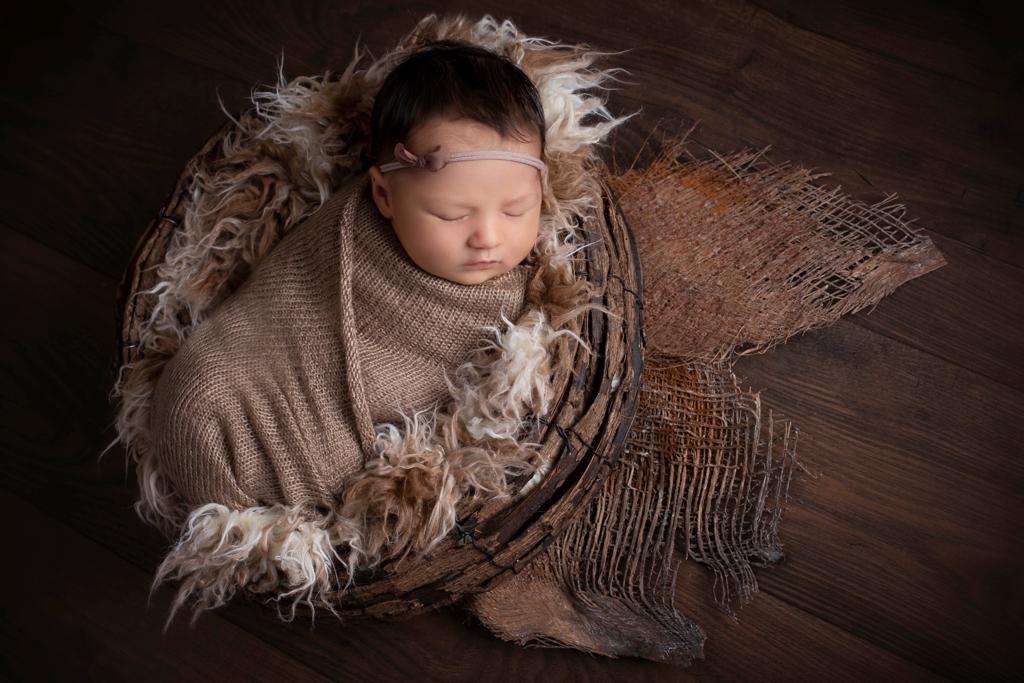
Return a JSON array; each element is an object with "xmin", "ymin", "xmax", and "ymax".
[{"xmin": 147, "ymin": 40, "xmax": 550, "ymax": 513}]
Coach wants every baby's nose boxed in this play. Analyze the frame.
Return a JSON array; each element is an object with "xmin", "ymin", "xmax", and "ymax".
[{"xmin": 467, "ymin": 217, "xmax": 501, "ymax": 248}]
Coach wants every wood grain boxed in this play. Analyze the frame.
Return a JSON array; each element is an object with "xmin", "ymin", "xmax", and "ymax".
[{"xmin": 0, "ymin": 487, "xmax": 331, "ymax": 682}]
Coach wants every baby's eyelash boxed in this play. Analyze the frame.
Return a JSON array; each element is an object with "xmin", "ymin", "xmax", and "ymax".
[{"xmin": 437, "ymin": 212, "xmax": 526, "ymax": 221}]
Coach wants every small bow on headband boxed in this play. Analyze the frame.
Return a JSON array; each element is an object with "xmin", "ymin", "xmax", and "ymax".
[{"xmin": 392, "ymin": 142, "xmax": 447, "ymax": 171}]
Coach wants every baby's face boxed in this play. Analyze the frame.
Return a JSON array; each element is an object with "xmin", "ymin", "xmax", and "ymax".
[{"xmin": 368, "ymin": 117, "xmax": 543, "ymax": 285}]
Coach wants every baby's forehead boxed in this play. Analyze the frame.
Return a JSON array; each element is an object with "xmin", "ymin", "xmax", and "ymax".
[{"xmin": 406, "ymin": 173, "xmax": 541, "ymax": 203}]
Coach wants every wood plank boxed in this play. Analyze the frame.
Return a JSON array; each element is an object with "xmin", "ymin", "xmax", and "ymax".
[
  {"xmin": 732, "ymin": 318, "xmax": 1023, "ymax": 679},
  {"xmin": 672, "ymin": 561, "xmax": 939, "ymax": 681},
  {"xmin": 846, "ymin": 232, "xmax": 1023, "ymax": 393},
  {"xmin": 0, "ymin": 227, "xmax": 118, "ymax": 467},
  {"xmin": 0, "ymin": 13, "xmax": 253, "ymax": 280},
  {"xmin": 94, "ymin": 0, "xmax": 419, "ymax": 83},
  {"xmin": 0, "ymin": 486, "xmax": 332, "ymax": 682},
  {"xmin": 752, "ymin": 0, "xmax": 1020, "ymax": 93}
]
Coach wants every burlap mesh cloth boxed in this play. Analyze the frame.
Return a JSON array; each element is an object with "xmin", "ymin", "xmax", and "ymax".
[
  {"xmin": 148, "ymin": 174, "xmax": 530, "ymax": 511},
  {"xmin": 466, "ymin": 130, "xmax": 947, "ymax": 666}
]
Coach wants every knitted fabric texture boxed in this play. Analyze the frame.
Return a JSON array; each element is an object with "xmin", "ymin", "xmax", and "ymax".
[{"xmin": 148, "ymin": 174, "xmax": 531, "ymax": 511}]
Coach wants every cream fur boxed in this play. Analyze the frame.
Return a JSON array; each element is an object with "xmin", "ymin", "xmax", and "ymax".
[{"xmin": 101, "ymin": 12, "xmax": 638, "ymax": 630}]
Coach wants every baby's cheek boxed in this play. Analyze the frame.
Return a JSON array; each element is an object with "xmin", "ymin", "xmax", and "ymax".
[
  {"xmin": 519, "ymin": 219, "xmax": 542, "ymax": 256},
  {"xmin": 415, "ymin": 225, "xmax": 459, "ymax": 269}
]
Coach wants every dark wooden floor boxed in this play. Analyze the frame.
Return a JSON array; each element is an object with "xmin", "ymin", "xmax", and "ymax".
[{"xmin": 1, "ymin": 1, "xmax": 1020, "ymax": 680}]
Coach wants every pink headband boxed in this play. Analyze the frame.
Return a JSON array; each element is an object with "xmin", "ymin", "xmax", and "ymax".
[{"xmin": 378, "ymin": 142, "xmax": 547, "ymax": 174}]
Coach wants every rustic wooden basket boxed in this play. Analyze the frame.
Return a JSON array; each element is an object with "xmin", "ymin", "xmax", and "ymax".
[{"xmin": 113, "ymin": 119, "xmax": 645, "ymax": 621}]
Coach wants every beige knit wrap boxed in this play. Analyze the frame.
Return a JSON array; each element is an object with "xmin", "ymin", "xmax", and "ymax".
[{"xmin": 148, "ymin": 173, "xmax": 531, "ymax": 511}]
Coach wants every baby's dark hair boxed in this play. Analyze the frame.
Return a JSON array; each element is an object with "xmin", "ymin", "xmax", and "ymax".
[{"xmin": 366, "ymin": 40, "xmax": 546, "ymax": 167}]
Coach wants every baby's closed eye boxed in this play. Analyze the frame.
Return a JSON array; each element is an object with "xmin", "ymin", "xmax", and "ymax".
[{"xmin": 434, "ymin": 211, "xmax": 528, "ymax": 221}]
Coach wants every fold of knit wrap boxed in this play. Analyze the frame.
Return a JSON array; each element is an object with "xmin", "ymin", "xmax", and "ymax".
[{"xmin": 148, "ymin": 173, "xmax": 532, "ymax": 512}]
